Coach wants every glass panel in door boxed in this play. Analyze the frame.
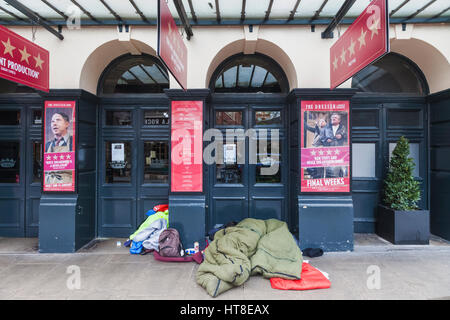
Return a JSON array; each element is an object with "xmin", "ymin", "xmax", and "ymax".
[
  {"xmin": 0, "ymin": 141, "xmax": 20, "ymax": 183},
  {"xmin": 105, "ymin": 141, "xmax": 132, "ymax": 184},
  {"xmin": 143, "ymin": 141, "xmax": 169, "ymax": 183}
]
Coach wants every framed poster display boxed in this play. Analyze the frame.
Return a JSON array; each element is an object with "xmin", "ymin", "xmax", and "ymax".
[
  {"xmin": 43, "ymin": 101, "xmax": 76, "ymax": 192},
  {"xmin": 300, "ymin": 100, "xmax": 350, "ymax": 193},
  {"xmin": 171, "ymin": 100, "xmax": 203, "ymax": 192}
]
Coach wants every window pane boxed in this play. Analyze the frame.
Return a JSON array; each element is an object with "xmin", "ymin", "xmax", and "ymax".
[
  {"xmin": 212, "ymin": 54, "xmax": 288, "ymax": 93},
  {"xmin": 352, "ymin": 143, "xmax": 376, "ymax": 178},
  {"xmin": 216, "ymin": 141, "xmax": 243, "ymax": 184},
  {"xmin": 264, "ymin": 73, "xmax": 277, "ymax": 86},
  {"xmin": 105, "ymin": 142, "xmax": 132, "ymax": 183},
  {"xmin": 144, "ymin": 142, "xmax": 169, "ymax": 183},
  {"xmin": 0, "ymin": 141, "xmax": 20, "ymax": 183},
  {"xmin": 100, "ymin": 55, "xmax": 169, "ymax": 94},
  {"xmin": 33, "ymin": 142, "xmax": 43, "ymax": 183},
  {"xmin": 216, "ymin": 111, "xmax": 242, "ymax": 126},
  {"xmin": 33, "ymin": 110, "xmax": 42, "ymax": 125},
  {"xmin": 256, "ymin": 140, "xmax": 281, "ymax": 183},
  {"xmin": 389, "ymin": 142, "xmax": 420, "ymax": 177},
  {"xmin": 0, "ymin": 110, "xmax": 20, "ymax": 125},
  {"xmin": 352, "ymin": 53, "xmax": 426, "ymax": 94},
  {"xmin": 129, "ymin": 65, "xmax": 154, "ymax": 84},
  {"xmin": 352, "ymin": 110, "xmax": 378, "ymax": 127},
  {"xmin": 223, "ymin": 66, "xmax": 237, "ymax": 88},
  {"xmin": 142, "ymin": 65, "xmax": 168, "ymax": 83},
  {"xmin": 216, "ymin": 163, "xmax": 243, "ymax": 184},
  {"xmin": 144, "ymin": 110, "xmax": 169, "ymax": 126},
  {"xmin": 251, "ymin": 66, "xmax": 267, "ymax": 87},
  {"xmin": 215, "ymin": 75, "xmax": 223, "ymax": 88},
  {"xmin": 255, "ymin": 111, "xmax": 281, "ymax": 125},
  {"xmin": 106, "ymin": 111, "xmax": 132, "ymax": 126},
  {"xmin": 237, "ymin": 65, "xmax": 253, "ymax": 87},
  {"xmin": 387, "ymin": 109, "xmax": 421, "ymax": 128}
]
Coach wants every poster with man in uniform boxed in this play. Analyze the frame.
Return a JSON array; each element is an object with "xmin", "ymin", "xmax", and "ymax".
[{"xmin": 43, "ymin": 101, "xmax": 76, "ymax": 192}]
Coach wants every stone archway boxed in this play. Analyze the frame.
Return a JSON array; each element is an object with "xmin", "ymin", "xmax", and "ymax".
[
  {"xmin": 390, "ymin": 37, "xmax": 450, "ymax": 94},
  {"xmin": 79, "ymin": 39, "xmax": 158, "ymax": 94},
  {"xmin": 206, "ymin": 37, "xmax": 298, "ymax": 90}
]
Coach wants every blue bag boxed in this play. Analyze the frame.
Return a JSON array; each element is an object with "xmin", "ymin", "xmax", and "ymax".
[{"xmin": 130, "ymin": 241, "xmax": 143, "ymax": 254}]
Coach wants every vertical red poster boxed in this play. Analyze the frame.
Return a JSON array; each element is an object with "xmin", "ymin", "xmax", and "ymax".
[
  {"xmin": 300, "ymin": 101, "xmax": 350, "ymax": 193},
  {"xmin": 171, "ymin": 101, "xmax": 203, "ymax": 192},
  {"xmin": 158, "ymin": 0, "xmax": 188, "ymax": 90},
  {"xmin": 43, "ymin": 101, "xmax": 76, "ymax": 192}
]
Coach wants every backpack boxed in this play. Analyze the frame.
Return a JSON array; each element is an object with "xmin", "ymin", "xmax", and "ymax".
[{"xmin": 158, "ymin": 228, "xmax": 183, "ymax": 257}]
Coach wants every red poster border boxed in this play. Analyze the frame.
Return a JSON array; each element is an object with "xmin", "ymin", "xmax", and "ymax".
[
  {"xmin": 43, "ymin": 101, "xmax": 76, "ymax": 193},
  {"xmin": 300, "ymin": 100, "xmax": 351, "ymax": 194}
]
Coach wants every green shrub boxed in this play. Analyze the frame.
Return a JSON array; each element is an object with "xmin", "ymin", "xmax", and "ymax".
[{"xmin": 383, "ymin": 136, "xmax": 421, "ymax": 211}]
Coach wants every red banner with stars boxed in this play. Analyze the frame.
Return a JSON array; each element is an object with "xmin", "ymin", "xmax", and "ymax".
[
  {"xmin": 0, "ymin": 25, "xmax": 49, "ymax": 92},
  {"xmin": 330, "ymin": 0, "xmax": 389, "ymax": 90}
]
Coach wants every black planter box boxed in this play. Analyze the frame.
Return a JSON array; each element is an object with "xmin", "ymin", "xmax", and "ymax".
[{"xmin": 376, "ymin": 205, "xmax": 430, "ymax": 245}]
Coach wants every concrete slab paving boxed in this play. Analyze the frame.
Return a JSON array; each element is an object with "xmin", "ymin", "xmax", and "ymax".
[
  {"xmin": 0, "ymin": 238, "xmax": 38, "ymax": 254},
  {"xmin": 0, "ymin": 234, "xmax": 449, "ymax": 300}
]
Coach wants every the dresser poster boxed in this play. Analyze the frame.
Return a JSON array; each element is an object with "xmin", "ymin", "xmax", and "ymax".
[
  {"xmin": 171, "ymin": 100, "xmax": 203, "ymax": 192},
  {"xmin": 300, "ymin": 100, "xmax": 350, "ymax": 193},
  {"xmin": 43, "ymin": 101, "xmax": 76, "ymax": 192}
]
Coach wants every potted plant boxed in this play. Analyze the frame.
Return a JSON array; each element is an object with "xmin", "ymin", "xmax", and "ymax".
[{"xmin": 376, "ymin": 136, "xmax": 429, "ymax": 244}]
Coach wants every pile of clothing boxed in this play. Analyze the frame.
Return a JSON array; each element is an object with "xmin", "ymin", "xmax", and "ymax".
[{"xmin": 125, "ymin": 204, "xmax": 169, "ymax": 254}]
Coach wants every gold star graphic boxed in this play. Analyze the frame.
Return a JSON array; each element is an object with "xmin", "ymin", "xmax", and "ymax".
[
  {"xmin": 369, "ymin": 17, "xmax": 380, "ymax": 40},
  {"xmin": 34, "ymin": 53, "xmax": 44, "ymax": 70},
  {"xmin": 340, "ymin": 47, "xmax": 346, "ymax": 65},
  {"xmin": 333, "ymin": 55, "xmax": 339, "ymax": 71},
  {"xmin": 19, "ymin": 46, "xmax": 31, "ymax": 64},
  {"xmin": 2, "ymin": 37, "xmax": 16, "ymax": 58},
  {"xmin": 358, "ymin": 28, "xmax": 367, "ymax": 49},
  {"xmin": 348, "ymin": 38, "xmax": 356, "ymax": 57}
]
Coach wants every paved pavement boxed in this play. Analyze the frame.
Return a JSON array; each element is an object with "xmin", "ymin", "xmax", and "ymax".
[{"xmin": 0, "ymin": 234, "xmax": 450, "ymax": 300}]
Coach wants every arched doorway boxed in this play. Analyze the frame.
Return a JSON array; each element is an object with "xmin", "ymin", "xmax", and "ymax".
[
  {"xmin": 97, "ymin": 54, "xmax": 170, "ymax": 237},
  {"xmin": 350, "ymin": 52, "xmax": 429, "ymax": 233},
  {"xmin": 206, "ymin": 53, "xmax": 291, "ymax": 230}
]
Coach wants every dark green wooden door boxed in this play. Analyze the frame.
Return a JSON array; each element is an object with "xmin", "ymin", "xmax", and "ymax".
[
  {"xmin": 351, "ymin": 95, "xmax": 428, "ymax": 233},
  {"xmin": 207, "ymin": 94, "xmax": 288, "ymax": 230},
  {"xmin": 0, "ymin": 102, "xmax": 42, "ymax": 237},
  {"xmin": 98, "ymin": 96, "xmax": 170, "ymax": 237}
]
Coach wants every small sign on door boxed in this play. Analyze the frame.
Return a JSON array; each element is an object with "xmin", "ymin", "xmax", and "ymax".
[
  {"xmin": 224, "ymin": 144, "xmax": 237, "ymax": 164},
  {"xmin": 111, "ymin": 143, "xmax": 125, "ymax": 162}
]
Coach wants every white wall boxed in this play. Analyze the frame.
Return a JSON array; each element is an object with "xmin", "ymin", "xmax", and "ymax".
[{"xmin": 8, "ymin": 23, "xmax": 450, "ymax": 94}]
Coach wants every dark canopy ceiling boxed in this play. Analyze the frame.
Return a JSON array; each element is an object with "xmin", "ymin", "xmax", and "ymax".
[{"xmin": 0, "ymin": 0, "xmax": 448, "ymax": 26}]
